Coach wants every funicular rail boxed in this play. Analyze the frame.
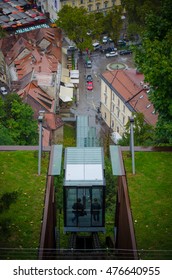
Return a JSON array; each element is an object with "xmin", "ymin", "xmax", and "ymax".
[{"xmin": 69, "ymin": 232, "xmax": 101, "ymax": 250}]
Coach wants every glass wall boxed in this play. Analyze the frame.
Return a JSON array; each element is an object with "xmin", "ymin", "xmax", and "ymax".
[{"xmin": 64, "ymin": 186, "xmax": 105, "ymax": 228}]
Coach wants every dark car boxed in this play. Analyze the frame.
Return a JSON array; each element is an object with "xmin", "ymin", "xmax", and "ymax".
[
  {"xmin": 117, "ymin": 40, "xmax": 126, "ymax": 46},
  {"xmin": 119, "ymin": 50, "xmax": 132, "ymax": 55},
  {"xmin": 86, "ymin": 74, "xmax": 93, "ymax": 82},
  {"xmin": 101, "ymin": 47, "xmax": 117, "ymax": 54},
  {"xmin": 67, "ymin": 45, "xmax": 77, "ymax": 53}
]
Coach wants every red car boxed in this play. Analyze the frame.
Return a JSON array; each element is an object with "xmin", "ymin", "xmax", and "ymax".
[{"xmin": 87, "ymin": 81, "xmax": 93, "ymax": 90}]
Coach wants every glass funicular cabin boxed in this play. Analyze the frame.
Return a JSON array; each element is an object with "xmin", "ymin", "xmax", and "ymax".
[{"xmin": 63, "ymin": 147, "xmax": 106, "ymax": 232}]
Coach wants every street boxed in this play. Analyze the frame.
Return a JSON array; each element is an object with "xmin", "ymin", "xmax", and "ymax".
[{"xmin": 69, "ymin": 48, "xmax": 135, "ymax": 138}]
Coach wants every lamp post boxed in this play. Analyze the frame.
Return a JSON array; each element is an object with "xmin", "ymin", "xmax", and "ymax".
[
  {"xmin": 38, "ymin": 110, "xmax": 45, "ymax": 175},
  {"xmin": 129, "ymin": 116, "xmax": 135, "ymax": 175}
]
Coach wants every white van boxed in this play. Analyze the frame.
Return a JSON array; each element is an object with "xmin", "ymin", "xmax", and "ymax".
[{"xmin": 92, "ymin": 42, "xmax": 100, "ymax": 51}]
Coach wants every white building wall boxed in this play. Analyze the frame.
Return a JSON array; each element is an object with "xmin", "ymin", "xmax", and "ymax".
[
  {"xmin": 101, "ymin": 78, "xmax": 132, "ymax": 136},
  {"xmin": 36, "ymin": 0, "xmax": 61, "ymax": 20}
]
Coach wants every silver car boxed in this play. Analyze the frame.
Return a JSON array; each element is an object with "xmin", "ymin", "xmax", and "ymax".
[{"xmin": 106, "ymin": 51, "xmax": 118, "ymax": 58}]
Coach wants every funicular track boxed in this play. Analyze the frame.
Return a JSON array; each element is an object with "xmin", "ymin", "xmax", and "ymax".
[
  {"xmin": 69, "ymin": 232, "xmax": 101, "ymax": 250},
  {"xmin": 55, "ymin": 232, "xmax": 116, "ymax": 260}
]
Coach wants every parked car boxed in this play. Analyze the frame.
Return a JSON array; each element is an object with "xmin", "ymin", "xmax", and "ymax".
[
  {"xmin": 119, "ymin": 50, "xmax": 132, "ymax": 55},
  {"xmin": 0, "ymin": 86, "xmax": 7, "ymax": 95},
  {"xmin": 106, "ymin": 51, "xmax": 118, "ymax": 58},
  {"xmin": 102, "ymin": 36, "xmax": 108, "ymax": 43},
  {"xmin": 86, "ymin": 74, "xmax": 93, "ymax": 82},
  {"xmin": 92, "ymin": 42, "xmax": 100, "ymax": 51},
  {"xmin": 67, "ymin": 45, "xmax": 77, "ymax": 52},
  {"xmin": 117, "ymin": 40, "xmax": 126, "ymax": 46},
  {"xmin": 85, "ymin": 60, "xmax": 92, "ymax": 68},
  {"xmin": 87, "ymin": 81, "xmax": 93, "ymax": 90},
  {"xmin": 101, "ymin": 47, "xmax": 117, "ymax": 53}
]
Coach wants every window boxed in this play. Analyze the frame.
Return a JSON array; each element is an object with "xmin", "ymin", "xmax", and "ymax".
[
  {"xmin": 118, "ymin": 98, "xmax": 120, "ymax": 107},
  {"xmin": 64, "ymin": 187, "xmax": 104, "ymax": 228},
  {"xmin": 112, "ymin": 104, "xmax": 115, "ymax": 113},
  {"xmin": 104, "ymin": 112, "xmax": 106, "ymax": 120},
  {"xmin": 105, "ymin": 85, "xmax": 107, "ymax": 93},
  {"xmin": 117, "ymin": 109, "xmax": 120, "ymax": 118},
  {"xmin": 88, "ymin": 5, "xmax": 92, "ymax": 11},
  {"xmin": 104, "ymin": 1, "xmax": 108, "ymax": 8},
  {"xmin": 123, "ymin": 104, "xmax": 125, "ymax": 113},
  {"xmin": 123, "ymin": 116, "xmax": 125, "ymax": 124},
  {"xmin": 112, "ymin": 93, "xmax": 115, "ymax": 101},
  {"xmin": 96, "ymin": 3, "xmax": 100, "ymax": 10},
  {"xmin": 111, "ymin": 120, "xmax": 114, "ymax": 127},
  {"xmin": 105, "ymin": 96, "xmax": 107, "ymax": 105},
  {"xmin": 117, "ymin": 126, "xmax": 119, "ymax": 133}
]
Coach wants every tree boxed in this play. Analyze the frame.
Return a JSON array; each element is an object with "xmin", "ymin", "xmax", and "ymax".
[
  {"xmin": 56, "ymin": 6, "xmax": 105, "ymax": 51},
  {"xmin": 121, "ymin": 0, "xmax": 162, "ymax": 38},
  {"xmin": 0, "ymin": 124, "xmax": 15, "ymax": 145},
  {"xmin": 104, "ymin": 6, "xmax": 123, "ymax": 45},
  {"xmin": 134, "ymin": 0, "xmax": 172, "ymax": 144},
  {"xmin": 0, "ymin": 94, "xmax": 38, "ymax": 145},
  {"xmin": 0, "ymin": 26, "xmax": 7, "ymax": 39},
  {"xmin": 56, "ymin": 6, "xmax": 92, "ymax": 51},
  {"xmin": 89, "ymin": 12, "xmax": 104, "ymax": 42},
  {"xmin": 118, "ymin": 112, "xmax": 155, "ymax": 146}
]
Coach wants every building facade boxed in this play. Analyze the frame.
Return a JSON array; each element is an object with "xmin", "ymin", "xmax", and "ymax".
[
  {"xmin": 36, "ymin": 0, "xmax": 61, "ymax": 21},
  {"xmin": 100, "ymin": 69, "xmax": 158, "ymax": 136},
  {"xmin": 36, "ymin": 0, "xmax": 121, "ymax": 20},
  {"xmin": 60, "ymin": 0, "xmax": 121, "ymax": 13}
]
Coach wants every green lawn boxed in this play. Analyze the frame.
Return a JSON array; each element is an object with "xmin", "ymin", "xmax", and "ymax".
[
  {"xmin": 63, "ymin": 123, "xmax": 76, "ymax": 147},
  {"xmin": 0, "ymin": 151, "xmax": 49, "ymax": 259},
  {"xmin": 123, "ymin": 151, "xmax": 172, "ymax": 259}
]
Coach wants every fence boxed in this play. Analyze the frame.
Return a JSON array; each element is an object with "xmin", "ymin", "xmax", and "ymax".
[
  {"xmin": 114, "ymin": 175, "xmax": 138, "ymax": 259},
  {"xmin": 38, "ymin": 145, "xmax": 58, "ymax": 260}
]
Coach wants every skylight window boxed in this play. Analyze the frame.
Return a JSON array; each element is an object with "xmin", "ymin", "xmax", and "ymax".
[
  {"xmin": 146, "ymin": 104, "xmax": 151, "ymax": 108},
  {"xmin": 139, "ymin": 95, "xmax": 143, "ymax": 99}
]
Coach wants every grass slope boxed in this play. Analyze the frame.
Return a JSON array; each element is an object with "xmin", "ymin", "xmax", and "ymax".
[
  {"xmin": 0, "ymin": 151, "xmax": 48, "ymax": 259},
  {"xmin": 123, "ymin": 152, "xmax": 172, "ymax": 259}
]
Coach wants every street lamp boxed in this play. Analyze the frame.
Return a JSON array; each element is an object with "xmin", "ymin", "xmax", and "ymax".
[
  {"xmin": 129, "ymin": 116, "xmax": 135, "ymax": 175},
  {"xmin": 38, "ymin": 110, "xmax": 45, "ymax": 175}
]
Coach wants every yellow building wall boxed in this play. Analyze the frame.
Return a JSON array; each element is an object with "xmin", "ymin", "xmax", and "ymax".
[
  {"xmin": 61, "ymin": 0, "xmax": 121, "ymax": 12},
  {"xmin": 101, "ymin": 77, "xmax": 132, "ymax": 136}
]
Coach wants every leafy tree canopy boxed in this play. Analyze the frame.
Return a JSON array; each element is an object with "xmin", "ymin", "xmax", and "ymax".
[
  {"xmin": 56, "ymin": 5, "xmax": 93, "ymax": 51},
  {"xmin": 121, "ymin": 0, "xmax": 161, "ymax": 35},
  {"xmin": 104, "ymin": 6, "xmax": 123, "ymax": 45},
  {"xmin": 118, "ymin": 112, "xmax": 155, "ymax": 146},
  {"xmin": 134, "ymin": 0, "xmax": 172, "ymax": 144},
  {"xmin": 0, "ymin": 26, "xmax": 7, "ymax": 39},
  {"xmin": 56, "ymin": 5, "xmax": 124, "ymax": 51},
  {"xmin": 0, "ymin": 94, "xmax": 38, "ymax": 145}
]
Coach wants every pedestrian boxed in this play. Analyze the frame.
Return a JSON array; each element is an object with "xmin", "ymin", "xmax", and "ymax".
[
  {"xmin": 91, "ymin": 198, "xmax": 101, "ymax": 222},
  {"xmin": 72, "ymin": 198, "xmax": 86, "ymax": 222}
]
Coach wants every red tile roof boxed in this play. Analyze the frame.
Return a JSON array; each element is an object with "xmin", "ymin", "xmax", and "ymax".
[
  {"xmin": 18, "ymin": 82, "xmax": 55, "ymax": 114},
  {"xmin": 44, "ymin": 113, "xmax": 64, "ymax": 130},
  {"xmin": 101, "ymin": 69, "xmax": 158, "ymax": 126}
]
